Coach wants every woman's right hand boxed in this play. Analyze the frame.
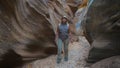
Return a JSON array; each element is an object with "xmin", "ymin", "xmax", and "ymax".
[
  {"xmin": 55, "ymin": 37, "xmax": 58, "ymax": 42},
  {"xmin": 55, "ymin": 33, "xmax": 58, "ymax": 42}
]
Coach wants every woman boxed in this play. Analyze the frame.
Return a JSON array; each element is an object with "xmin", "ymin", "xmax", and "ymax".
[{"xmin": 55, "ymin": 16, "xmax": 71, "ymax": 64}]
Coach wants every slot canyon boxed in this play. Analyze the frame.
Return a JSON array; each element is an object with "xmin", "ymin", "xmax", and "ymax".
[{"xmin": 0, "ymin": 0, "xmax": 120, "ymax": 68}]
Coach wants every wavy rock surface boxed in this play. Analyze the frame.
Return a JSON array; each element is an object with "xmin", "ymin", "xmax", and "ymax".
[
  {"xmin": 85, "ymin": 0, "xmax": 120, "ymax": 67},
  {"xmin": 0, "ymin": 0, "xmax": 87, "ymax": 68}
]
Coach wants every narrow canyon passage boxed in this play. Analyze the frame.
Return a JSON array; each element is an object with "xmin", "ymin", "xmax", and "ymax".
[
  {"xmin": 22, "ymin": 36, "xmax": 90, "ymax": 68},
  {"xmin": 1, "ymin": 0, "xmax": 120, "ymax": 68}
]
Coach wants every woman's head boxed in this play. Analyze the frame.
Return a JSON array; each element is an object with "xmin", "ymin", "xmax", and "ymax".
[{"xmin": 61, "ymin": 16, "xmax": 68, "ymax": 23}]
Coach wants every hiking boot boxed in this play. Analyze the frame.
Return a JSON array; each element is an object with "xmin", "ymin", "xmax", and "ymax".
[
  {"xmin": 57, "ymin": 58, "xmax": 61, "ymax": 64},
  {"xmin": 57, "ymin": 60, "xmax": 61, "ymax": 64},
  {"xmin": 64, "ymin": 57, "xmax": 68, "ymax": 61}
]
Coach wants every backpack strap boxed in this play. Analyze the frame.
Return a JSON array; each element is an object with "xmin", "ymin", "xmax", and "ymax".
[
  {"xmin": 67, "ymin": 23, "xmax": 69, "ymax": 27},
  {"xmin": 59, "ymin": 23, "xmax": 61, "ymax": 27}
]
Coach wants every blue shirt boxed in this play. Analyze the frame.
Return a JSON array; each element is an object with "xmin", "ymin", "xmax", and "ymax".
[{"xmin": 58, "ymin": 23, "xmax": 69, "ymax": 40}]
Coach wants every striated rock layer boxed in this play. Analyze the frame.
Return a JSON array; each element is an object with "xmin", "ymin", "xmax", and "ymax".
[
  {"xmin": 85, "ymin": 0, "xmax": 120, "ymax": 67},
  {"xmin": 0, "ymin": 0, "xmax": 85, "ymax": 68}
]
